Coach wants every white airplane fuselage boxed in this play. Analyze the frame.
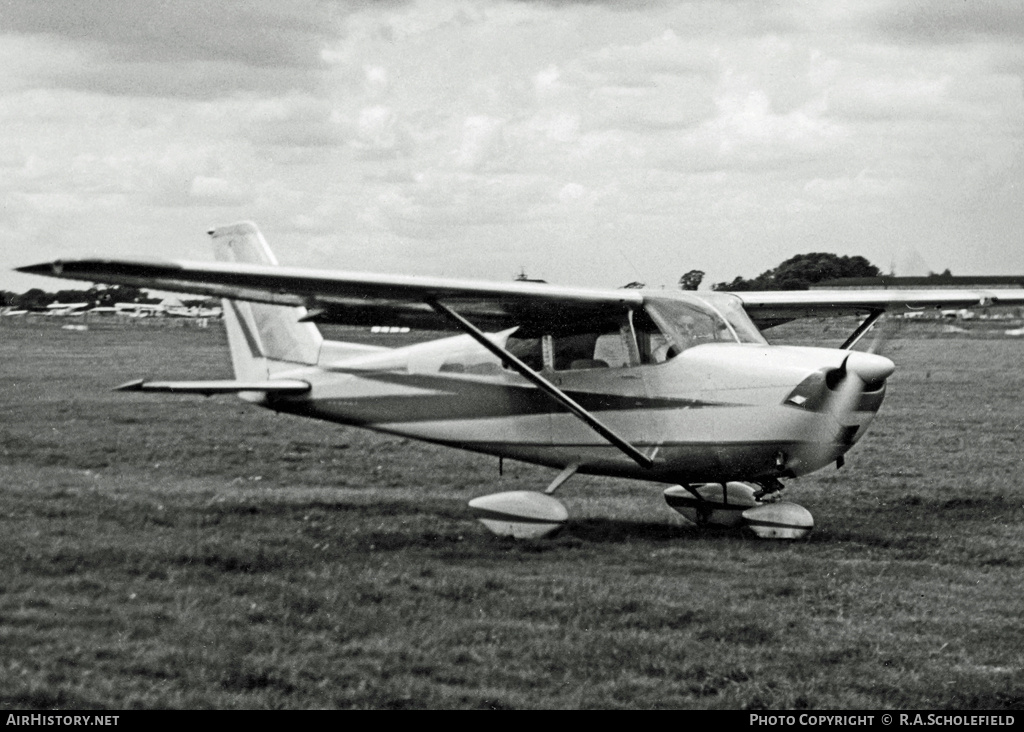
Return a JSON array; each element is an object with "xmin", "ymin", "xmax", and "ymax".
[{"xmin": 257, "ymin": 334, "xmax": 889, "ymax": 486}]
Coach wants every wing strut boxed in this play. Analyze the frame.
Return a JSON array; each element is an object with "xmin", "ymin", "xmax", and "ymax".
[
  {"xmin": 840, "ymin": 309, "xmax": 884, "ymax": 350},
  {"xmin": 426, "ymin": 298, "xmax": 654, "ymax": 470}
]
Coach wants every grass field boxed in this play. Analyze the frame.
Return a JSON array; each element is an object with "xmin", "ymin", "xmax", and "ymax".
[{"xmin": 1, "ymin": 318, "xmax": 1023, "ymax": 709}]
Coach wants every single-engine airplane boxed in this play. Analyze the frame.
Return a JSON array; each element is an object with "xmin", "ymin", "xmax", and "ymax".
[{"xmin": 17, "ymin": 223, "xmax": 1024, "ymax": 539}]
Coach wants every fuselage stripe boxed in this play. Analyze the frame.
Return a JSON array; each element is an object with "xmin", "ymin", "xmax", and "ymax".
[{"xmin": 470, "ymin": 508, "xmax": 567, "ymax": 524}]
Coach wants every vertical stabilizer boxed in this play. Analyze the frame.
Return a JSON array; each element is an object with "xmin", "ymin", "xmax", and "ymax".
[{"xmin": 209, "ymin": 222, "xmax": 322, "ymax": 374}]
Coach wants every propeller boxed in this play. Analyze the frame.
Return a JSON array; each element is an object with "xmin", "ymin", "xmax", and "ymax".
[
  {"xmin": 865, "ymin": 312, "xmax": 904, "ymax": 357},
  {"xmin": 789, "ymin": 350, "xmax": 895, "ymax": 473},
  {"xmin": 825, "ymin": 357, "xmax": 865, "ymax": 418}
]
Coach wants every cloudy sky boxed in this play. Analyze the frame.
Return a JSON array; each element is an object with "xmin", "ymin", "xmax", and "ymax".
[{"xmin": 2, "ymin": 0, "xmax": 1023, "ymax": 293}]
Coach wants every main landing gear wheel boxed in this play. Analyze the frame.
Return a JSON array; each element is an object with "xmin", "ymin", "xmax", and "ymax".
[
  {"xmin": 663, "ymin": 482, "xmax": 814, "ymax": 540},
  {"xmin": 468, "ymin": 464, "xmax": 576, "ymax": 539}
]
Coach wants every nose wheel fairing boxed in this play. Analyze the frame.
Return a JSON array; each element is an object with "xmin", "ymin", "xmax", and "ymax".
[{"xmin": 663, "ymin": 482, "xmax": 814, "ymax": 540}]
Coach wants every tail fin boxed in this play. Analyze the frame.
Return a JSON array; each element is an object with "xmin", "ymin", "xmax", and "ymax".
[{"xmin": 210, "ymin": 222, "xmax": 322, "ymax": 379}]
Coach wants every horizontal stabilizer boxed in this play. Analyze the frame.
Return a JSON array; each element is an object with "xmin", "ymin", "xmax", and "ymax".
[{"xmin": 114, "ymin": 378, "xmax": 310, "ymax": 396}]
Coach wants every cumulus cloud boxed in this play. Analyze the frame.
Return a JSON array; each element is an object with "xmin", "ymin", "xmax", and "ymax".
[
  {"xmin": 871, "ymin": 0, "xmax": 1024, "ymax": 43},
  {"xmin": 803, "ymin": 170, "xmax": 907, "ymax": 201},
  {"xmin": 584, "ymin": 28, "xmax": 717, "ymax": 79},
  {"xmin": 187, "ymin": 176, "xmax": 251, "ymax": 206},
  {"xmin": 244, "ymin": 95, "xmax": 345, "ymax": 149},
  {"xmin": 829, "ymin": 74, "xmax": 954, "ymax": 121},
  {"xmin": 651, "ymin": 89, "xmax": 844, "ymax": 174},
  {"xmin": 0, "ymin": 1, "xmax": 333, "ymax": 68},
  {"xmin": 0, "ymin": 0, "xmax": 338, "ymax": 98},
  {"xmin": 352, "ymin": 106, "xmax": 411, "ymax": 160},
  {"xmin": 526, "ymin": 111, "xmax": 580, "ymax": 143},
  {"xmin": 367, "ymin": 171, "xmax": 549, "ymax": 240},
  {"xmin": 455, "ymin": 116, "xmax": 506, "ymax": 170}
]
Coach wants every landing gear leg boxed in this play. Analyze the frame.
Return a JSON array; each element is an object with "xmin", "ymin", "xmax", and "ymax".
[
  {"xmin": 752, "ymin": 477, "xmax": 785, "ymax": 502},
  {"xmin": 545, "ymin": 463, "xmax": 579, "ymax": 495}
]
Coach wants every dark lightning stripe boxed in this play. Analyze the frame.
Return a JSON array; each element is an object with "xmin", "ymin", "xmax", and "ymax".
[
  {"xmin": 331, "ymin": 371, "xmax": 730, "ymax": 418},
  {"xmin": 470, "ymin": 508, "xmax": 567, "ymax": 524}
]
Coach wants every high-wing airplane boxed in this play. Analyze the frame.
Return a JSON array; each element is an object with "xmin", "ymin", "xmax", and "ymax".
[{"xmin": 17, "ymin": 222, "xmax": 1024, "ymax": 539}]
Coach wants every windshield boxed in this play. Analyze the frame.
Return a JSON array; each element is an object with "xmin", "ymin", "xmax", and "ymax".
[
  {"xmin": 639, "ymin": 293, "xmax": 765, "ymax": 362},
  {"xmin": 693, "ymin": 292, "xmax": 768, "ymax": 345}
]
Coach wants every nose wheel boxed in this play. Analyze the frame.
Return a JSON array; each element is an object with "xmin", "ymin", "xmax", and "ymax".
[{"xmin": 664, "ymin": 481, "xmax": 814, "ymax": 539}]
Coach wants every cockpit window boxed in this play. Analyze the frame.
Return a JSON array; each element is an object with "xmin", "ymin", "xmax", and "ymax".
[
  {"xmin": 642, "ymin": 298, "xmax": 731, "ymax": 361},
  {"xmin": 638, "ymin": 293, "xmax": 765, "ymax": 361},
  {"xmin": 696, "ymin": 292, "xmax": 768, "ymax": 345}
]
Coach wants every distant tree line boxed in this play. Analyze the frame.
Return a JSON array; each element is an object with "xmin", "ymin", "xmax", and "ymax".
[
  {"xmin": 620, "ymin": 256, "xmax": 885, "ymax": 293},
  {"xmin": 713, "ymin": 253, "xmax": 881, "ymax": 291}
]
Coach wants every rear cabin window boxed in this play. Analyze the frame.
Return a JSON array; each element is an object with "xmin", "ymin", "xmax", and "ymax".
[{"xmin": 505, "ymin": 322, "xmax": 635, "ymax": 372}]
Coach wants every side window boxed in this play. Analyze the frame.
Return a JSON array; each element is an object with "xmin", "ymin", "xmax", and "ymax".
[
  {"xmin": 505, "ymin": 336, "xmax": 543, "ymax": 371},
  {"xmin": 593, "ymin": 333, "xmax": 631, "ymax": 368},
  {"xmin": 505, "ymin": 313, "xmax": 647, "ymax": 372},
  {"xmin": 438, "ymin": 344, "xmax": 504, "ymax": 375},
  {"xmin": 641, "ymin": 298, "xmax": 733, "ymax": 362},
  {"xmin": 552, "ymin": 318, "xmax": 638, "ymax": 371},
  {"xmin": 552, "ymin": 333, "xmax": 601, "ymax": 371},
  {"xmin": 504, "ymin": 316, "xmax": 639, "ymax": 372}
]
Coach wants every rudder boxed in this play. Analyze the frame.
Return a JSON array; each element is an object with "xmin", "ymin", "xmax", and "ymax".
[{"xmin": 209, "ymin": 222, "xmax": 322, "ymax": 374}]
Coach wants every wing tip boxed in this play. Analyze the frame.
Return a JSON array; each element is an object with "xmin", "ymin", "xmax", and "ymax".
[
  {"xmin": 15, "ymin": 261, "xmax": 63, "ymax": 276},
  {"xmin": 114, "ymin": 379, "xmax": 146, "ymax": 392}
]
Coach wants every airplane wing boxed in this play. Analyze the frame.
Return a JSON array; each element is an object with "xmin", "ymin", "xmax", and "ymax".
[
  {"xmin": 17, "ymin": 257, "xmax": 644, "ymax": 335},
  {"xmin": 18, "ymin": 257, "xmax": 1024, "ymax": 332},
  {"xmin": 729, "ymin": 289, "xmax": 1024, "ymax": 329}
]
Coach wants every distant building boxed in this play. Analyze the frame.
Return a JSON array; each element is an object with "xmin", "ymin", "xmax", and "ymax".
[
  {"xmin": 812, "ymin": 275, "xmax": 1024, "ymax": 290},
  {"xmin": 514, "ymin": 269, "xmax": 547, "ymax": 284}
]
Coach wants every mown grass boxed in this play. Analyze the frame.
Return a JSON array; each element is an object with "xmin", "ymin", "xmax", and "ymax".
[{"xmin": 1, "ymin": 318, "xmax": 1023, "ymax": 709}]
